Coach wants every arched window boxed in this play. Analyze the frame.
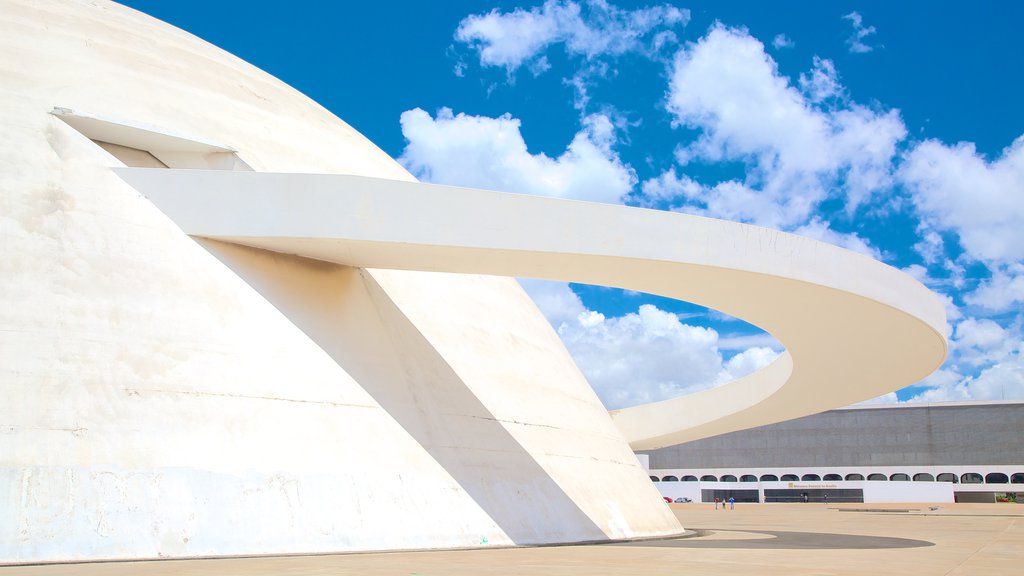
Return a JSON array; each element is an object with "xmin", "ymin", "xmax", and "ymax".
[
  {"xmin": 1012, "ymin": 473, "xmax": 1024, "ymax": 484},
  {"xmin": 740, "ymin": 474, "xmax": 758, "ymax": 482},
  {"xmin": 961, "ymin": 473, "xmax": 983, "ymax": 484},
  {"xmin": 780, "ymin": 474, "xmax": 798, "ymax": 481},
  {"xmin": 760, "ymin": 474, "xmax": 779, "ymax": 481},
  {"xmin": 700, "ymin": 475, "xmax": 718, "ymax": 482},
  {"xmin": 913, "ymin": 473, "xmax": 934, "ymax": 482},
  {"xmin": 662, "ymin": 475, "xmax": 678, "ymax": 482},
  {"xmin": 721, "ymin": 474, "xmax": 737, "ymax": 482},
  {"xmin": 649, "ymin": 476, "xmax": 659, "ymax": 482},
  {"xmin": 801, "ymin": 474, "xmax": 821, "ymax": 481},
  {"xmin": 936, "ymin": 473, "xmax": 958, "ymax": 483},
  {"xmin": 985, "ymin": 472, "xmax": 1009, "ymax": 484},
  {"xmin": 845, "ymin": 473, "xmax": 864, "ymax": 481},
  {"xmin": 682, "ymin": 475, "xmax": 698, "ymax": 482},
  {"xmin": 823, "ymin": 474, "xmax": 842, "ymax": 481},
  {"xmin": 867, "ymin": 473, "xmax": 887, "ymax": 481},
  {"xmin": 890, "ymin": 473, "xmax": 910, "ymax": 481}
]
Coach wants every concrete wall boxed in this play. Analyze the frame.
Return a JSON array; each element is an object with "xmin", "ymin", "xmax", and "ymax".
[
  {"xmin": 0, "ymin": 0, "xmax": 681, "ymax": 563},
  {"xmin": 641, "ymin": 402, "xmax": 1024, "ymax": 469}
]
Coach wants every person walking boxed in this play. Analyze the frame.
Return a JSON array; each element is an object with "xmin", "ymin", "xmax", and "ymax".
[
  {"xmin": 729, "ymin": 497, "xmax": 735, "ymax": 509},
  {"xmin": 714, "ymin": 497, "xmax": 719, "ymax": 510}
]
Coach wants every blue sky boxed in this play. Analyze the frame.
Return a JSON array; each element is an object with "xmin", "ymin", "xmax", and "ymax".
[{"xmin": 122, "ymin": 1, "xmax": 1024, "ymax": 408}]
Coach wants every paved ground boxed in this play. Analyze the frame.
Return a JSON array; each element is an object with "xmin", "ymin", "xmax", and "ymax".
[{"xmin": 4, "ymin": 503, "xmax": 1022, "ymax": 575}]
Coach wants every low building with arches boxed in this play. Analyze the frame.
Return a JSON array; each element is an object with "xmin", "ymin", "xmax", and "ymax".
[{"xmin": 641, "ymin": 400, "xmax": 1024, "ymax": 503}]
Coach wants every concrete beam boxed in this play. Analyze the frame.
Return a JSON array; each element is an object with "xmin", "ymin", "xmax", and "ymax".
[{"xmin": 116, "ymin": 169, "xmax": 948, "ymax": 449}]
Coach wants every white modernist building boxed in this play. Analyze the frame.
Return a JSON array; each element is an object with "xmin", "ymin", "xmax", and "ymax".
[{"xmin": 1, "ymin": 0, "xmax": 946, "ymax": 565}]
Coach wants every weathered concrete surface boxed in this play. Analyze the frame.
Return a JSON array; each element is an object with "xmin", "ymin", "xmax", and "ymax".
[{"xmin": 0, "ymin": 0, "xmax": 679, "ymax": 563}]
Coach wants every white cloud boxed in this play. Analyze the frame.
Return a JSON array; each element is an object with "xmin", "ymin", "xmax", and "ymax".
[
  {"xmin": 717, "ymin": 347, "xmax": 780, "ymax": 383},
  {"xmin": 638, "ymin": 178, "xmax": 883, "ymax": 259},
  {"xmin": 791, "ymin": 218, "xmax": 881, "ymax": 259},
  {"xmin": 902, "ymin": 136, "xmax": 1024, "ymax": 265},
  {"xmin": 455, "ymin": 0, "xmax": 689, "ymax": 73},
  {"xmin": 842, "ymin": 11, "xmax": 878, "ymax": 54},
  {"xmin": 662, "ymin": 25, "xmax": 905, "ymax": 228},
  {"xmin": 771, "ymin": 34, "xmax": 794, "ymax": 49},
  {"xmin": 901, "ymin": 135, "xmax": 1024, "ymax": 312},
  {"xmin": 913, "ymin": 229, "xmax": 946, "ymax": 265},
  {"xmin": 636, "ymin": 168, "xmax": 702, "ymax": 207},
  {"xmin": 951, "ymin": 317, "xmax": 1017, "ymax": 368},
  {"xmin": 903, "ymin": 263, "xmax": 929, "ymax": 283},
  {"xmin": 562, "ymin": 60, "xmax": 611, "ymax": 111},
  {"xmin": 966, "ymin": 265, "xmax": 1024, "ymax": 311},
  {"xmin": 906, "ymin": 343, "xmax": 1024, "ymax": 402},
  {"xmin": 436, "ymin": 15, "xmax": 1024, "ymax": 407},
  {"xmin": 516, "ymin": 280, "xmax": 779, "ymax": 409},
  {"xmin": 516, "ymin": 278, "xmax": 586, "ymax": 328},
  {"xmin": 798, "ymin": 56, "xmax": 841, "ymax": 103},
  {"xmin": 399, "ymin": 107, "xmax": 635, "ymax": 203},
  {"xmin": 557, "ymin": 303, "xmax": 722, "ymax": 409}
]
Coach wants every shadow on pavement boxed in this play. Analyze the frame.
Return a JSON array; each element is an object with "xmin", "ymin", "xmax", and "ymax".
[{"xmin": 608, "ymin": 529, "xmax": 934, "ymax": 550}]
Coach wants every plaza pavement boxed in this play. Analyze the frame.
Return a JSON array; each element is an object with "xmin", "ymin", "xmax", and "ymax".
[{"xmin": 4, "ymin": 503, "xmax": 1021, "ymax": 575}]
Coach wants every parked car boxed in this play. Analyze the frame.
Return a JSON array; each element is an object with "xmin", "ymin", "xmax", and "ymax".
[
  {"xmin": 663, "ymin": 496, "xmax": 672, "ymax": 503},
  {"xmin": 674, "ymin": 497, "xmax": 692, "ymax": 503}
]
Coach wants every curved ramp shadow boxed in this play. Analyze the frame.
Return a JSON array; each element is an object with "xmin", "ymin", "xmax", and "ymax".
[{"xmin": 611, "ymin": 529, "xmax": 934, "ymax": 550}]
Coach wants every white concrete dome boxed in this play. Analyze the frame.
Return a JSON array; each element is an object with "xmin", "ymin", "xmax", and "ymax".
[
  {"xmin": 0, "ymin": 0, "xmax": 683, "ymax": 562},
  {"xmin": 0, "ymin": 0, "xmax": 945, "ymax": 564}
]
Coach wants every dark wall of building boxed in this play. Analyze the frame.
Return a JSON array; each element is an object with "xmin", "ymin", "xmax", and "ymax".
[{"xmin": 640, "ymin": 402, "xmax": 1024, "ymax": 469}]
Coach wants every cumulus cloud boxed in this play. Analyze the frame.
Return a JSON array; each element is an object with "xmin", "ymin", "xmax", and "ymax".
[
  {"xmin": 791, "ymin": 218, "xmax": 882, "ymax": 258},
  {"xmin": 399, "ymin": 107, "xmax": 635, "ymax": 203},
  {"xmin": 455, "ymin": 0, "xmax": 689, "ymax": 73},
  {"xmin": 772, "ymin": 34, "xmax": 794, "ymax": 50},
  {"xmin": 636, "ymin": 168, "xmax": 702, "ymax": 207},
  {"xmin": 951, "ymin": 317, "xmax": 1017, "ymax": 368},
  {"xmin": 718, "ymin": 347, "xmax": 779, "ymax": 383},
  {"xmin": 516, "ymin": 278, "xmax": 586, "ymax": 328},
  {"xmin": 901, "ymin": 136, "xmax": 1024, "ymax": 312},
  {"xmin": 798, "ymin": 56, "xmax": 842, "ymax": 103},
  {"xmin": 966, "ymin": 265, "xmax": 1024, "ymax": 311},
  {"xmin": 842, "ymin": 11, "xmax": 878, "ymax": 54},
  {"xmin": 661, "ymin": 25, "xmax": 905, "ymax": 228},
  {"xmin": 557, "ymin": 303, "xmax": 723, "ymax": 408},
  {"xmin": 902, "ymin": 136, "xmax": 1024, "ymax": 265},
  {"xmin": 637, "ymin": 173, "xmax": 881, "ymax": 259},
  {"xmin": 894, "ymin": 130, "xmax": 1024, "ymax": 405},
  {"xmin": 439, "ymin": 12, "xmax": 1024, "ymax": 407},
  {"xmin": 905, "ymin": 343, "xmax": 1024, "ymax": 402},
  {"xmin": 516, "ymin": 280, "xmax": 779, "ymax": 409}
]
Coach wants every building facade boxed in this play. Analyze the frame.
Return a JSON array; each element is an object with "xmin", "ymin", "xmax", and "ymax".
[{"xmin": 642, "ymin": 401, "xmax": 1024, "ymax": 503}]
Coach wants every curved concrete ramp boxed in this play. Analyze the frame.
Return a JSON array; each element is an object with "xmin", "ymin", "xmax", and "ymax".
[{"xmin": 116, "ymin": 169, "xmax": 948, "ymax": 449}]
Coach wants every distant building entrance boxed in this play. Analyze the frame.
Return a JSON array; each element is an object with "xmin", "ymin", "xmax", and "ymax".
[
  {"xmin": 764, "ymin": 488, "xmax": 863, "ymax": 503},
  {"xmin": 701, "ymin": 489, "xmax": 760, "ymax": 503}
]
